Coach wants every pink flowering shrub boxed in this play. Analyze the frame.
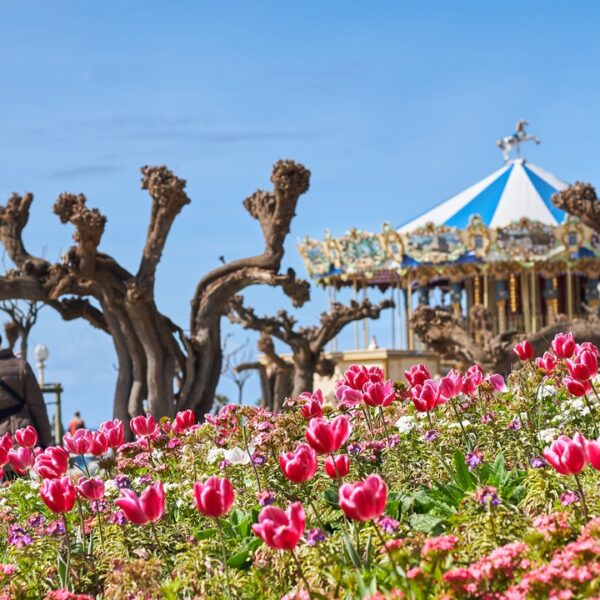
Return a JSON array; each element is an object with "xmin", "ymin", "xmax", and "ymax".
[{"xmin": 0, "ymin": 333, "xmax": 600, "ymax": 597}]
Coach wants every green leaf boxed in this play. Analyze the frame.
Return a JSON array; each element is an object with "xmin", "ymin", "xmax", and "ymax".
[
  {"xmin": 324, "ymin": 487, "xmax": 340, "ymax": 509},
  {"xmin": 409, "ymin": 513, "xmax": 446, "ymax": 534},
  {"xmin": 194, "ymin": 527, "xmax": 217, "ymax": 541},
  {"xmin": 453, "ymin": 449, "xmax": 475, "ymax": 491},
  {"xmin": 342, "ymin": 532, "xmax": 362, "ymax": 568}
]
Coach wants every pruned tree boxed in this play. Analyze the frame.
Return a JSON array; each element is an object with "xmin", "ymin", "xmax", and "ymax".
[
  {"xmin": 221, "ymin": 337, "xmax": 254, "ymax": 405},
  {"xmin": 552, "ymin": 182, "xmax": 600, "ymax": 231},
  {"xmin": 0, "ymin": 300, "xmax": 42, "ymax": 359},
  {"xmin": 0, "ymin": 160, "xmax": 311, "ymax": 421},
  {"xmin": 227, "ymin": 295, "xmax": 394, "ymax": 398}
]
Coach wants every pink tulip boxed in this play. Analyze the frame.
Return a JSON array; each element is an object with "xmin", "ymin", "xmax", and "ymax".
[
  {"xmin": 305, "ymin": 415, "xmax": 351, "ymax": 454},
  {"xmin": 411, "ymin": 380, "xmax": 440, "ymax": 412},
  {"xmin": 34, "ymin": 447, "xmax": 70, "ymax": 479},
  {"xmin": 325, "ymin": 454, "xmax": 350, "ymax": 479},
  {"xmin": 563, "ymin": 376, "xmax": 592, "ymax": 397},
  {"xmin": 173, "ymin": 410, "xmax": 195, "ymax": 434},
  {"xmin": 585, "ymin": 437, "xmax": 600, "ymax": 470},
  {"xmin": 76, "ymin": 477, "xmax": 105, "ymax": 501},
  {"xmin": 543, "ymin": 434, "xmax": 587, "ymax": 475},
  {"xmin": 0, "ymin": 433, "xmax": 12, "ymax": 453},
  {"xmin": 0, "ymin": 446, "xmax": 8, "ymax": 467},
  {"xmin": 536, "ymin": 352, "xmax": 558, "ymax": 375},
  {"xmin": 63, "ymin": 429, "xmax": 93, "ymax": 455},
  {"xmin": 339, "ymin": 474, "xmax": 388, "ymax": 521},
  {"xmin": 567, "ymin": 349, "xmax": 598, "ymax": 382},
  {"xmin": 405, "ymin": 364, "xmax": 430, "ymax": 387},
  {"xmin": 15, "ymin": 426, "xmax": 37, "ymax": 448},
  {"xmin": 334, "ymin": 382, "xmax": 363, "ymax": 408},
  {"xmin": 193, "ymin": 476, "xmax": 235, "ymax": 518},
  {"xmin": 342, "ymin": 364, "xmax": 383, "ymax": 390},
  {"xmin": 576, "ymin": 342, "xmax": 599, "ymax": 357},
  {"xmin": 487, "ymin": 373, "xmax": 507, "ymax": 393},
  {"xmin": 299, "ymin": 390, "xmax": 324, "ymax": 419},
  {"xmin": 130, "ymin": 415, "xmax": 157, "ymax": 438},
  {"xmin": 89, "ymin": 431, "xmax": 109, "ymax": 456},
  {"xmin": 40, "ymin": 477, "xmax": 76, "ymax": 514},
  {"xmin": 363, "ymin": 380, "xmax": 396, "ymax": 408},
  {"xmin": 8, "ymin": 447, "xmax": 34, "ymax": 475},
  {"xmin": 252, "ymin": 501, "xmax": 305, "ymax": 550},
  {"xmin": 100, "ymin": 419, "xmax": 125, "ymax": 449},
  {"xmin": 438, "ymin": 370, "xmax": 463, "ymax": 401},
  {"xmin": 279, "ymin": 443, "xmax": 318, "ymax": 483},
  {"xmin": 513, "ymin": 340, "xmax": 533, "ymax": 361},
  {"xmin": 115, "ymin": 482, "xmax": 165, "ymax": 525},
  {"xmin": 551, "ymin": 333, "xmax": 576, "ymax": 359}
]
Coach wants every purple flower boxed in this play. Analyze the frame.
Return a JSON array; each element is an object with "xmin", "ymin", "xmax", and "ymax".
[
  {"xmin": 218, "ymin": 459, "xmax": 231, "ymax": 470},
  {"xmin": 252, "ymin": 454, "xmax": 266, "ymax": 466},
  {"xmin": 257, "ymin": 421, "xmax": 272, "ymax": 432},
  {"xmin": 27, "ymin": 513, "xmax": 46, "ymax": 528},
  {"xmin": 475, "ymin": 486, "xmax": 501, "ymax": 506},
  {"xmin": 375, "ymin": 515, "xmax": 400, "ymax": 533},
  {"xmin": 91, "ymin": 500, "xmax": 109, "ymax": 514},
  {"xmin": 45, "ymin": 520, "xmax": 66, "ymax": 536},
  {"xmin": 507, "ymin": 418, "xmax": 521, "ymax": 431},
  {"xmin": 530, "ymin": 457, "xmax": 546, "ymax": 468},
  {"xmin": 481, "ymin": 412, "xmax": 495, "ymax": 425},
  {"xmin": 258, "ymin": 490, "xmax": 276, "ymax": 506},
  {"xmin": 167, "ymin": 438, "xmax": 182, "ymax": 449},
  {"xmin": 560, "ymin": 491, "xmax": 580, "ymax": 506},
  {"xmin": 466, "ymin": 450, "xmax": 483, "ymax": 471},
  {"xmin": 114, "ymin": 475, "xmax": 132, "ymax": 489},
  {"xmin": 347, "ymin": 443, "xmax": 362, "ymax": 455},
  {"xmin": 8, "ymin": 525, "xmax": 32, "ymax": 548},
  {"xmin": 138, "ymin": 474, "xmax": 153, "ymax": 485},
  {"xmin": 387, "ymin": 434, "xmax": 400, "ymax": 448},
  {"xmin": 109, "ymin": 511, "xmax": 128, "ymax": 525},
  {"xmin": 306, "ymin": 528, "xmax": 327, "ymax": 546},
  {"xmin": 424, "ymin": 429, "xmax": 438, "ymax": 442}
]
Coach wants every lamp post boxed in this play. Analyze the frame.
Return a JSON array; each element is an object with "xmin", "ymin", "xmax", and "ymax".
[{"xmin": 34, "ymin": 344, "xmax": 63, "ymax": 445}]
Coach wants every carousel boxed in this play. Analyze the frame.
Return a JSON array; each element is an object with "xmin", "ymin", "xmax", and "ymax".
[{"xmin": 298, "ymin": 122, "xmax": 600, "ymax": 375}]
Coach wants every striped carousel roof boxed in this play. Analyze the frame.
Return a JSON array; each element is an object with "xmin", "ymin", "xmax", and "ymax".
[{"xmin": 399, "ymin": 158, "xmax": 569, "ymax": 232}]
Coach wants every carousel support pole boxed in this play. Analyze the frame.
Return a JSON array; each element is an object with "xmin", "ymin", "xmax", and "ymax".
[
  {"xmin": 362, "ymin": 284, "xmax": 369, "ymax": 349},
  {"xmin": 406, "ymin": 276, "xmax": 414, "ymax": 351},
  {"xmin": 530, "ymin": 270, "xmax": 537, "ymax": 333},
  {"xmin": 495, "ymin": 279, "xmax": 508, "ymax": 334},
  {"xmin": 390, "ymin": 281, "xmax": 396, "ymax": 349},
  {"xmin": 483, "ymin": 273, "xmax": 489, "ymax": 308},
  {"xmin": 332, "ymin": 286, "xmax": 338, "ymax": 351},
  {"xmin": 520, "ymin": 271, "xmax": 531, "ymax": 334},
  {"xmin": 567, "ymin": 265, "xmax": 574, "ymax": 321},
  {"xmin": 397, "ymin": 282, "xmax": 403, "ymax": 350},
  {"xmin": 353, "ymin": 280, "xmax": 359, "ymax": 349}
]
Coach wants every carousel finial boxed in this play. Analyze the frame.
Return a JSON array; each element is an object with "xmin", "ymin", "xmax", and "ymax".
[{"xmin": 496, "ymin": 119, "xmax": 541, "ymax": 163}]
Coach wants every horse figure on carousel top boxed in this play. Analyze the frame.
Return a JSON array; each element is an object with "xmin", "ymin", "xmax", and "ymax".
[{"xmin": 496, "ymin": 119, "xmax": 540, "ymax": 163}]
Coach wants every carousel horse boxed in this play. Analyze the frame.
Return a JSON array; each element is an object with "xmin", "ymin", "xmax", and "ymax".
[{"xmin": 496, "ymin": 119, "xmax": 540, "ymax": 162}]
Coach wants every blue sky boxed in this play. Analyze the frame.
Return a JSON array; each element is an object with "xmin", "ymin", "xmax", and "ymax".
[{"xmin": 1, "ymin": 1, "xmax": 600, "ymax": 427}]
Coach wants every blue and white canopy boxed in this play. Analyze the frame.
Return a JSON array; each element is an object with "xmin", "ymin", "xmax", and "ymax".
[{"xmin": 399, "ymin": 159, "xmax": 569, "ymax": 232}]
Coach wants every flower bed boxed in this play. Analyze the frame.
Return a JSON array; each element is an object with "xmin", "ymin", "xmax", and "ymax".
[{"xmin": 2, "ymin": 334, "xmax": 600, "ymax": 598}]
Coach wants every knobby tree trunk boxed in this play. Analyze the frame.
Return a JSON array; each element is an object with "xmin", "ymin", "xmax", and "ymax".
[{"xmin": 0, "ymin": 160, "xmax": 311, "ymax": 421}]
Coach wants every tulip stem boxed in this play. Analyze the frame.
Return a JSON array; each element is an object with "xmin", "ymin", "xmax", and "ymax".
[
  {"xmin": 240, "ymin": 418, "xmax": 262, "ymax": 494},
  {"xmin": 290, "ymin": 548, "xmax": 312, "ymax": 600},
  {"xmin": 449, "ymin": 397, "xmax": 471, "ymax": 451},
  {"xmin": 62, "ymin": 514, "xmax": 72, "ymax": 590},
  {"xmin": 378, "ymin": 407, "xmax": 391, "ymax": 446},
  {"xmin": 306, "ymin": 493, "xmax": 327, "ymax": 532},
  {"xmin": 76, "ymin": 497, "xmax": 87, "ymax": 554},
  {"xmin": 573, "ymin": 473, "xmax": 590, "ymax": 522},
  {"xmin": 587, "ymin": 385, "xmax": 600, "ymax": 438},
  {"xmin": 150, "ymin": 521, "xmax": 163, "ymax": 554},
  {"xmin": 362, "ymin": 408, "xmax": 374, "ymax": 436},
  {"xmin": 96, "ymin": 509, "xmax": 106, "ymax": 550},
  {"xmin": 215, "ymin": 518, "xmax": 233, "ymax": 599}
]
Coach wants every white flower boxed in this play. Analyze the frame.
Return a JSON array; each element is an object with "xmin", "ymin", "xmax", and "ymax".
[
  {"xmin": 537, "ymin": 385, "xmax": 556, "ymax": 400},
  {"xmin": 448, "ymin": 420, "xmax": 471, "ymax": 429},
  {"xmin": 223, "ymin": 446, "xmax": 255, "ymax": 465},
  {"xmin": 537, "ymin": 428, "xmax": 558, "ymax": 444},
  {"xmin": 395, "ymin": 415, "xmax": 415, "ymax": 434},
  {"xmin": 207, "ymin": 447, "xmax": 224, "ymax": 464}
]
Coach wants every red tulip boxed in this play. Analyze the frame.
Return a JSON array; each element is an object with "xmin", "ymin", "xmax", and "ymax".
[
  {"xmin": 543, "ymin": 434, "xmax": 587, "ymax": 475},
  {"xmin": 563, "ymin": 376, "xmax": 592, "ymax": 397},
  {"xmin": 100, "ymin": 419, "xmax": 125, "ymax": 449},
  {"xmin": 15, "ymin": 426, "xmax": 38, "ymax": 448},
  {"xmin": 334, "ymin": 382, "xmax": 363, "ymax": 408},
  {"xmin": 342, "ymin": 364, "xmax": 384, "ymax": 390},
  {"xmin": 193, "ymin": 476, "xmax": 235, "ymax": 518},
  {"xmin": 411, "ymin": 380, "xmax": 440, "ymax": 412},
  {"xmin": 76, "ymin": 477, "xmax": 105, "ymax": 501},
  {"xmin": 363, "ymin": 380, "xmax": 396, "ymax": 408},
  {"xmin": 173, "ymin": 410, "xmax": 195, "ymax": 434},
  {"xmin": 63, "ymin": 429, "xmax": 93, "ymax": 455},
  {"xmin": 89, "ymin": 431, "xmax": 109, "ymax": 456},
  {"xmin": 405, "ymin": 363, "xmax": 430, "ymax": 387},
  {"xmin": 536, "ymin": 352, "xmax": 558, "ymax": 375},
  {"xmin": 566, "ymin": 349, "xmax": 598, "ymax": 382},
  {"xmin": 325, "ymin": 454, "xmax": 350, "ymax": 479},
  {"xmin": 339, "ymin": 474, "xmax": 388, "ymax": 521},
  {"xmin": 115, "ymin": 482, "xmax": 165, "ymax": 525},
  {"xmin": 40, "ymin": 477, "xmax": 76, "ymax": 513},
  {"xmin": 585, "ymin": 437, "xmax": 600, "ymax": 470},
  {"xmin": 305, "ymin": 415, "xmax": 351, "ymax": 454},
  {"xmin": 34, "ymin": 447, "xmax": 69, "ymax": 479},
  {"xmin": 438, "ymin": 370, "xmax": 463, "ymax": 401},
  {"xmin": 299, "ymin": 390, "xmax": 324, "ymax": 420},
  {"xmin": 0, "ymin": 433, "xmax": 12, "ymax": 453},
  {"xmin": 513, "ymin": 340, "xmax": 533, "ymax": 361},
  {"xmin": 130, "ymin": 415, "xmax": 157, "ymax": 438},
  {"xmin": 8, "ymin": 447, "xmax": 34, "ymax": 475},
  {"xmin": 252, "ymin": 501, "xmax": 305, "ymax": 550},
  {"xmin": 576, "ymin": 342, "xmax": 599, "ymax": 357},
  {"xmin": 0, "ymin": 446, "xmax": 8, "ymax": 467},
  {"xmin": 551, "ymin": 333, "xmax": 576, "ymax": 359},
  {"xmin": 279, "ymin": 443, "xmax": 318, "ymax": 483}
]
